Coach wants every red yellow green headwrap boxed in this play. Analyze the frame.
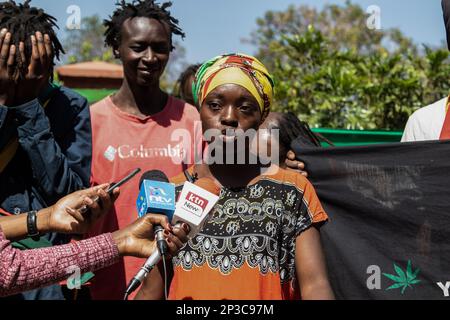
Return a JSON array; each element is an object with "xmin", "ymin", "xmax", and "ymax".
[{"xmin": 193, "ymin": 53, "xmax": 275, "ymax": 122}]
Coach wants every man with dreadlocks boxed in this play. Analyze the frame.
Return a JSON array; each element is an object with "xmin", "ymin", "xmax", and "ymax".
[
  {"xmin": 86, "ymin": 0, "xmax": 201, "ymax": 300},
  {"xmin": 0, "ymin": 1, "xmax": 92, "ymax": 300}
]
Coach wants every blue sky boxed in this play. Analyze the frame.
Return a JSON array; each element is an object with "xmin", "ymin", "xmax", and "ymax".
[{"xmin": 31, "ymin": 0, "xmax": 447, "ymax": 64}]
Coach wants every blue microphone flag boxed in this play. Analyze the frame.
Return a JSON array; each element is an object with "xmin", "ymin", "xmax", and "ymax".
[{"xmin": 137, "ymin": 180, "xmax": 176, "ymax": 220}]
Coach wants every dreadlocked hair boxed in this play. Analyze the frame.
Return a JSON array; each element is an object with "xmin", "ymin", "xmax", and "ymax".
[
  {"xmin": 0, "ymin": 0, "xmax": 64, "ymax": 81},
  {"xmin": 104, "ymin": 0, "xmax": 185, "ymax": 53},
  {"xmin": 277, "ymin": 112, "xmax": 323, "ymax": 148}
]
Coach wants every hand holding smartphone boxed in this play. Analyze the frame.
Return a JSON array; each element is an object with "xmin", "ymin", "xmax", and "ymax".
[
  {"xmin": 105, "ymin": 168, "xmax": 142, "ymax": 195},
  {"xmin": 79, "ymin": 168, "xmax": 141, "ymax": 214}
]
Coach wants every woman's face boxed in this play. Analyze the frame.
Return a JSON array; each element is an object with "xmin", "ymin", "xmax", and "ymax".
[{"xmin": 200, "ymin": 83, "xmax": 262, "ymax": 145}]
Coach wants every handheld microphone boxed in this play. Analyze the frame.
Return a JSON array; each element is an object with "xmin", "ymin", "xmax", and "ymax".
[
  {"xmin": 136, "ymin": 170, "xmax": 176, "ymax": 256},
  {"xmin": 137, "ymin": 170, "xmax": 176, "ymax": 219},
  {"xmin": 171, "ymin": 178, "xmax": 221, "ymax": 238},
  {"xmin": 124, "ymin": 177, "xmax": 221, "ymax": 298}
]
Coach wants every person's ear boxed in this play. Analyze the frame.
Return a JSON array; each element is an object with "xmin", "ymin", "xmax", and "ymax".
[{"xmin": 113, "ymin": 47, "xmax": 120, "ymax": 59}]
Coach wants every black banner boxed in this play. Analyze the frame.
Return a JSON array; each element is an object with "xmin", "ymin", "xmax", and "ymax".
[{"xmin": 292, "ymin": 139, "xmax": 450, "ymax": 300}]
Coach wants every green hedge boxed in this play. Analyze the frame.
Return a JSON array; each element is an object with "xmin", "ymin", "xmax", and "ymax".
[
  {"xmin": 74, "ymin": 88, "xmax": 116, "ymax": 104},
  {"xmin": 313, "ymin": 128, "xmax": 403, "ymax": 146}
]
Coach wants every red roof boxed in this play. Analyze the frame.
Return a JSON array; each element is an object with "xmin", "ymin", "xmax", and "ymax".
[{"xmin": 56, "ymin": 61, "xmax": 124, "ymax": 79}]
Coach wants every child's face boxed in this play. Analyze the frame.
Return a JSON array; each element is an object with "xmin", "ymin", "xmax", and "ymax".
[
  {"xmin": 182, "ymin": 74, "xmax": 196, "ymax": 107},
  {"xmin": 259, "ymin": 113, "xmax": 287, "ymax": 168},
  {"xmin": 117, "ymin": 17, "xmax": 171, "ymax": 87}
]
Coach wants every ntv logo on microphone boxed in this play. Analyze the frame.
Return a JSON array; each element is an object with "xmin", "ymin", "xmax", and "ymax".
[
  {"xmin": 182, "ymin": 192, "xmax": 208, "ymax": 217},
  {"xmin": 137, "ymin": 181, "xmax": 175, "ymax": 218},
  {"xmin": 148, "ymin": 186, "xmax": 169, "ymax": 203}
]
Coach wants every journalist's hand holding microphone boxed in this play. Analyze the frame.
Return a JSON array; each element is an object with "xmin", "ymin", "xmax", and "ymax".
[
  {"xmin": 0, "ymin": 182, "xmax": 189, "ymax": 298},
  {"xmin": 112, "ymin": 215, "xmax": 189, "ymax": 258},
  {"xmin": 0, "ymin": 183, "xmax": 189, "ymax": 258},
  {"xmin": 50, "ymin": 184, "xmax": 190, "ymax": 258},
  {"xmin": 47, "ymin": 183, "xmax": 189, "ymax": 258}
]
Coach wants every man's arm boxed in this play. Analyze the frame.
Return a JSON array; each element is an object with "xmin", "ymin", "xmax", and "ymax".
[
  {"xmin": 0, "ymin": 209, "xmax": 52, "ymax": 241},
  {"xmin": 6, "ymin": 32, "xmax": 91, "ymax": 203},
  {"xmin": 13, "ymin": 97, "xmax": 92, "ymax": 203}
]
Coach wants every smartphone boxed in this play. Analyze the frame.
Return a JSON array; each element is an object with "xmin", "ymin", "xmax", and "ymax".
[
  {"xmin": 79, "ymin": 168, "xmax": 141, "ymax": 214},
  {"xmin": 106, "ymin": 168, "xmax": 142, "ymax": 195}
]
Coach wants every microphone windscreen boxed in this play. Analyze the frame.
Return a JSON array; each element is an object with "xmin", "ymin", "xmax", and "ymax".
[
  {"xmin": 137, "ymin": 170, "xmax": 175, "ymax": 218},
  {"xmin": 194, "ymin": 177, "xmax": 221, "ymax": 196},
  {"xmin": 139, "ymin": 170, "xmax": 169, "ymax": 188}
]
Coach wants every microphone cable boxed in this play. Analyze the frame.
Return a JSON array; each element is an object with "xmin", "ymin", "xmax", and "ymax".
[{"xmin": 162, "ymin": 255, "xmax": 169, "ymax": 300}]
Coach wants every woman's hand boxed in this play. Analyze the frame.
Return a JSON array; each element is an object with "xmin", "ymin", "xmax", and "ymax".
[
  {"xmin": 112, "ymin": 215, "xmax": 189, "ymax": 258},
  {"xmin": 39, "ymin": 184, "xmax": 120, "ymax": 235}
]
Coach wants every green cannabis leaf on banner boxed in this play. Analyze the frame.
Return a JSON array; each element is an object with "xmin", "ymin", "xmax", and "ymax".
[{"xmin": 383, "ymin": 260, "xmax": 421, "ymax": 294}]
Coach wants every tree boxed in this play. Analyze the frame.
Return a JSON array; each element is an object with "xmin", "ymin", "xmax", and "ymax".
[
  {"xmin": 63, "ymin": 15, "xmax": 115, "ymax": 64},
  {"xmin": 249, "ymin": 1, "xmax": 450, "ymax": 130},
  {"xmin": 162, "ymin": 40, "xmax": 189, "ymax": 93}
]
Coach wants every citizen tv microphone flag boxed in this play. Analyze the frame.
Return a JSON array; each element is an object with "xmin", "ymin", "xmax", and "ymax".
[
  {"xmin": 125, "ymin": 177, "xmax": 221, "ymax": 298},
  {"xmin": 136, "ymin": 170, "xmax": 176, "ymax": 220}
]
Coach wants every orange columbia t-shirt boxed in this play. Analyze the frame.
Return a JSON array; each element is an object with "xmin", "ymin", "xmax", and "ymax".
[{"xmin": 88, "ymin": 95, "xmax": 202, "ymax": 300}]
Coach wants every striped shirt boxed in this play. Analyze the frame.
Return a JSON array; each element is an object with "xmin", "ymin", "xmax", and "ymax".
[{"xmin": 0, "ymin": 227, "xmax": 119, "ymax": 298}]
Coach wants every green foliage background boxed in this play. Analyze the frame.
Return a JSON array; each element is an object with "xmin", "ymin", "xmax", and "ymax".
[
  {"xmin": 249, "ymin": 1, "xmax": 450, "ymax": 130},
  {"xmin": 61, "ymin": 2, "xmax": 450, "ymax": 130}
]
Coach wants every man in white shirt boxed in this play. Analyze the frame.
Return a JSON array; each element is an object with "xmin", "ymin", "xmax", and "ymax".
[
  {"xmin": 401, "ymin": 97, "xmax": 448, "ymax": 142},
  {"xmin": 402, "ymin": 0, "xmax": 450, "ymax": 142}
]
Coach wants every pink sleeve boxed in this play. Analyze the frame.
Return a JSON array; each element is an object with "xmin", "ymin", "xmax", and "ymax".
[{"xmin": 0, "ymin": 228, "xmax": 119, "ymax": 297}]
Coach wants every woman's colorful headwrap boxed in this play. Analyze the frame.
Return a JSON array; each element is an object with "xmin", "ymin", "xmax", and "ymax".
[{"xmin": 193, "ymin": 53, "xmax": 275, "ymax": 122}]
